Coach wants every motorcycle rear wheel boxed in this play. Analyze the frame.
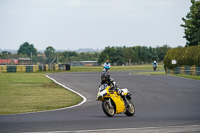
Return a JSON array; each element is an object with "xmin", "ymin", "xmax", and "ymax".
[
  {"xmin": 102, "ymin": 99, "xmax": 115, "ymax": 117},
  {"xmin": 125, "ymin": 99, "xmax": 135, "ymax": 116}
]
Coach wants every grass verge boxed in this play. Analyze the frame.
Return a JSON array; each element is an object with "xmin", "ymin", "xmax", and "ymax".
[
  {"xmin": 171, "ymin": 74, "xmax": 200, "ymax": 80},
  {"xmin": 0, "ymin": 73, "xmax": 82, "ymax": 115},
  {"xmin": 135, "ymin": 71, "xmax": 200, "ymax": 80},
  {"xmin": 135, "ymin": 71, "xmax": 166, "ymax": 75}
]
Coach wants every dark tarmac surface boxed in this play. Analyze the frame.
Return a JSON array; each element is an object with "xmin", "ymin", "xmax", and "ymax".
[{"xmin": 0, "ymin": 71, "xmax": 200, "ymax": 133}]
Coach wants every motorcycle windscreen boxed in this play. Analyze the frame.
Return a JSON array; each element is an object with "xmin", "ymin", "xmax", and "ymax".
[
  {"xmin": 121, "ymin": 88, "xmax": 129, "ymax": 96},
  {"xmin": 99, "ymin": 84, "xmax": 108, "ymax": 92}
]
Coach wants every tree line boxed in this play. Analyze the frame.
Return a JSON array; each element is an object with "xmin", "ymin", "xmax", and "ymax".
[
  {"xmin": 0, "ymin": 42, "xmax": 100, "ymax": 65},
  {"xmin": 98, "ymin": 45, "xmax": 171, "ymax": 65},
  {"xmin": 0, "ymin": 42, "xmax": 171, "ymax": 65}
]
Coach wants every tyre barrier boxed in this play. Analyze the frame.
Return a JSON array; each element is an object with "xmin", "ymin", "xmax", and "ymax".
[
  {"xmin": 7, "ymin": 66, "xmax": 16, "ymax": 72},
  {"xmin": 166, "ymin": 65, "xmax": 200, "ymax": 76},
  {"xmin": 17, "ymin": 65, "xmax": 26, "ymax": 72},
  {"xmin": 0, "ymin": 64, "xmax": 70, "ymax": 73},
  {"xmin": 0, "ymin": 65, "xmax": 7, "ymax": 73}
]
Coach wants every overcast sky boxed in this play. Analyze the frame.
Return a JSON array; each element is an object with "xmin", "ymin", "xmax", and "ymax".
[{"xmin": 0, "ymin": 0, "xmax": 191, "ymax": 51}]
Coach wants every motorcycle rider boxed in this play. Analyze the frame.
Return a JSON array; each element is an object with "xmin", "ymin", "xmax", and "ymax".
[
  {"xmin": 99, "ymin": 72, "xmax": 114, "ymax": 88},
  {"xmin": 103, "ymin": 60, "xmax": 111, "ymax": 72},
  {"xmin": 152, "ymin": 61, "xmax": 157, "ymax": 66},
  {"xmin": 152, "ymin": 61, "xmax": 157, "ymax": 71},
  {"xmin": 99, "ymin": 72, "xmax": 129, "ymax": 107}
]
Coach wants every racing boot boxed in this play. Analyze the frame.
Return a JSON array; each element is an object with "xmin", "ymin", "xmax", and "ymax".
[{"xmin": 117, "ymin": 89, "xmax": 129, "ymax": 108}]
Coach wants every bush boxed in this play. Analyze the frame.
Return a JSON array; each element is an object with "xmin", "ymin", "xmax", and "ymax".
[{"xmin": 164, "ymin": 46, "xmax": 200, "ymax": 69}]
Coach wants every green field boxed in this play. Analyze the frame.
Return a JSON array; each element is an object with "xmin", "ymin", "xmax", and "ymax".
[
  {"xmin": 0, "ymin": 73, "xmax": 82, "ymax": 115},
  {"xmin": 70, "ymin": 64, "xmax": 164, "ymax": 72},
  {"xmin": 135, "ymin": 71, "xmax": 166, "ymax": 75}
]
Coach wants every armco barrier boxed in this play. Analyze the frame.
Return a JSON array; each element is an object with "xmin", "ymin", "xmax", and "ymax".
[
  {"xmin": 45, "ymin": 65, "xmax": 49, "ymax": 71},
  {"xmin": 7, "ymin": 66, "xmax": 16, "ymax": 72},
  {"xmin": 196, "ymin": 67, "xmax": 200, "ymax": 76},
  {"xmin": 55, "ymin": 64, "xmax": 58, "ymax": 71},
  {"xmin": 167, "ymin": 65, "xmax": 200, "ymax": 76},
  {"xmin": 174, "ymin": 67, "xmax": 180, "ymax": 74},
  {"xmin": 66, "ymin": 64, "xmax": 70, "ymax": 70},
  {"xmin": 0, "ymin": 64, "xmax": 70, "ymax": 73},
  {"xmin": 33, "ymin": 65, "xmax": 38, "ymax": 72},
  {"xmin": 0, "ymin": 65, "xmax": 7, "ymax": 73},
  {"xmin": 59, "ymin": 64, "xmax": 66, "ymax": 70},
  {"xmin": 39, "ymin": 65, "xmax": 43, "ymax": 71},
  {"xmin": 26, "ymin": 65, "xmax": 33, "ymax": 72},
  {"xmin": 185, "ymin": 66, "xmax": 191, "ymax": 75},
  {"xmin": 17, "ymin": 65, "xmax": 26, "ymax": 72}
]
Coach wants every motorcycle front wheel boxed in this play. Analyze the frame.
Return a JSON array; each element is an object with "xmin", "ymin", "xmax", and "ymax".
[
  {"xmin": 102, "ymin": 99, "xmax": 115, "ymax": 117},
  {"xmin": 125, "ymin": 99, "xmax": 135, "ymax": 116}
]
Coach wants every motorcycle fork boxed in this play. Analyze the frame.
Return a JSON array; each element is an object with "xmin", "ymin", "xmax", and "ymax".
[
  {"xmin": 107, "ymin": 98, "xmax": 113, "ymax": 109},
  {"xmin": 123, "ymin": 96, "xmax": 130, "ymax": 108}
]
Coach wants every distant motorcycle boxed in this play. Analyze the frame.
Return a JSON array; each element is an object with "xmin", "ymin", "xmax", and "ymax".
[
  {"xmin": 97, "ymin": 84, "xmax": 135, "ymax": 117},
  {"xmin": 153, "ymin": 65, "xmax": 157, "ymax": 71},
  {"xmin": 103, "ymin": 66, "xmax": 110, "ymax": 73},
  {"xmin": 152, "ymin": 61, "xmax": 157, "ymax": 71}
]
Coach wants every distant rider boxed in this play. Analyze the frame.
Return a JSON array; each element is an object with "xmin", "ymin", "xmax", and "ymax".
[
  {"xmin": 103, "ymin": 60, "xmax": 111, "ymax": 72},
  {"xmin": 152, "ymin": 61, "xmax": 157, "ymax": 71},
  {"xmin": 99, "ymin": 72, "xmax": 129, "ymax": 107}
]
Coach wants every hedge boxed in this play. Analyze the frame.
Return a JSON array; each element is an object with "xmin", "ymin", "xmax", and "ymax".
[{"xmin": 163, "ymin": 46, "xmax": 200, "ymax": 69}]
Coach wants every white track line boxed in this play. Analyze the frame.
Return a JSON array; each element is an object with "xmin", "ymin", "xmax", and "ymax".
[
  {"xmin": 23, "ymin": 125, "xmax": 200, "ymax": 133},
  {"xmin": 45, "ymin": 75, "xmax": 87, "ymax": 110}
]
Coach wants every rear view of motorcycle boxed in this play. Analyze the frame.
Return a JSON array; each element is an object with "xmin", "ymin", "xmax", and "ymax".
[
  {"xmin": 153, "ymin": 65, "xmax": 157, "ymax": 71},
  {"xmin": 152, "ymin": 61, "xmax": 157, "ymax": 71}
]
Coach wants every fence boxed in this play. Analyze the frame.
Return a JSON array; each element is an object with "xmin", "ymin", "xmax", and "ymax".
[
  {"xmin": 0, "ymin": 64, "xmax": 70, "ymax": 73},
  {"xmin": 166, "ymin": 65, "xmax": 200, "ymax": 76}
]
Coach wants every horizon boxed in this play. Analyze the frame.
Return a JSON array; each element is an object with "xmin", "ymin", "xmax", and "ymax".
[{"xmin": 0, "ymin": 44, "xmax": 177, "ymax": 54}]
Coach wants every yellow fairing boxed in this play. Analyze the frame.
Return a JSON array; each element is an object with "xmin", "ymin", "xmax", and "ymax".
[
  {"xmin": 97, "ymin": 86, "xmax": 126, "ymax": 114},
  {"xmin": 110, "ymin": 94, "xmax": 126, "ymax": 114},
  {"xmin": 102, "ymin": 86, "xmax": 126, "ymax": 114}
]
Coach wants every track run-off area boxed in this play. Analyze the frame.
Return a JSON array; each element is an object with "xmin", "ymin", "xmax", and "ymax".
[{"xmin": 0, "ymin": 71, "xmax": 200, "ymax": 133}]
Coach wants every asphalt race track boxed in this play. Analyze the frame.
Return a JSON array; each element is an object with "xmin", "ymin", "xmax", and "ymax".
[{"xmin": 0, "ymin": 71, "xmax": 200, "ymax": 133}]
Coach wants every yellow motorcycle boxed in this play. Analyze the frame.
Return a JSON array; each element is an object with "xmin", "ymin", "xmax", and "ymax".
[{"xmin": 97, "ymin": 84, "xmax": 135, "ymax": 117}]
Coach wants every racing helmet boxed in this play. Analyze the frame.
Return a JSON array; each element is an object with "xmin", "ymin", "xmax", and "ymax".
[{"xmin": 101, "ymin": 72, "xmax": 110, "ymax": 82}]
